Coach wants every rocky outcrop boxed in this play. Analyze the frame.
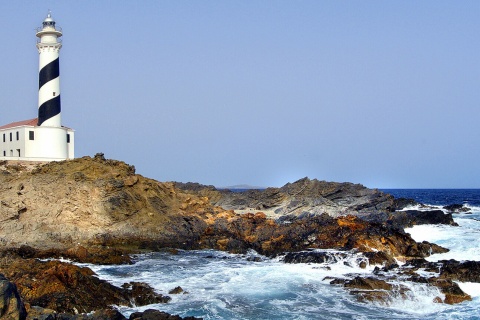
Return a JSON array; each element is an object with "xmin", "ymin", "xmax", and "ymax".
[
  {"xmin": 362, "ymin": 210, "xmax": 458, "ymax": 229},
  {"xmin": 195, "ymin": 212, "xmax": 447, "ymax": 258},
  {"xmin": 0, "ymin": 157, "xmax": 446, "ymax": 260},
  {"xmin": 0, "ymin": 156, "xmax": 221, "ymax": 249},
  {"xmin": 0, "ymin": 258, "xmax": 169, "ymax": 315},
  {"xmin": 0, "ymin": 155, "xmax": 469, "ymax": 315},
  {"xmin": 24, "ymin": 307, "xmax": 201, "ymax": 320},
  {"xmin": 129, "ymin": 309, "xmax": 201, "ymax": 320},
  {"xmin": 443, "ymin": 204, "xmax": 471, "ymax": 214},
  {"xmin": 0, "ymin": 273, "xmax": 26, "ymax": 320},
  {"xmin": 176, "ymin": 177, "xmax": 396, "ymax": 218}
]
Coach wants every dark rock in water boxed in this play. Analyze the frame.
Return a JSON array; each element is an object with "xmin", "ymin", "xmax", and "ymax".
[
  {"xmin": 283, "ymin": 251, "xmax": 348, "ymax": 264},
  {"xmin": 404, "ymin": 258, "xmax": 434, "ymax": 269},
  {"xmin": 406, "ymin": 241, "xmax": 449, "ymax": 257},
  {"xmin": 126, "ymin": 282, "xmax": 171, "ymax": 305},
  {"xmin": 344, "ymin": 276, "xmax": 392, "ymax": 290},
  {"xmin": 363, "ymin": 251, "xmax": 397, "ymax": 268},
  {"xmin": 129, "ymin": 309, "xmax": 202, "ymax": 320},
  {"xmin": 392, "ymin": 198, "xmax": 419, "ymax": 211},
  {"xmin": 443, "ymin": 204, "xmax": 471, "ymax": 214},
  {"xmin": 0, "ymin": 273, "xmax": 27, "ymax": 320},
  {"xmin": 0, "ymin": 258, "xmax": 170, "ymax": 315},
  {"xmin": 329, "ymin": 278, "xmax": 346, "ymax": 285},
  {"xmin": 438, "ymin": 260, "xmax": 480, "ymax": 282},
  {"xmin": 27, "ymin": 306, "xmax": 199, "ymax": 320},
  {"xmin": 429, "ymin": 278, "xmax": 472, "ymax": 304},
  {"xmin": 365, "ymin": 210, "xmax": 458, "ymax": 230},
  {"xmin": 168, "ymin": 286, "xmax": 184, "ymax": 294}
]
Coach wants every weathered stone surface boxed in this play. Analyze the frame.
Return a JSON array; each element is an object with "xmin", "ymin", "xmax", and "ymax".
[
  {"xmin": 129, "ymin": 309, "xmax": 201, "ymax": 320},
  {"xmin": 344, "ymin": 276, "xmax": 393, "ymax": 291},
  {"xmin": 438, "ymin": 260, "xmax": 480, "ymax": 282},
  {"xmin": 176, "ymin": 177, "xmax": 396, "ymax": 218},
  {"xmin": 430, "ymin": 278, "xmax": 472, "ymax": 304},
  {"xmin": 168, "ymin": 287, "xmax": 184, "ymax": 294},
  {"xmin": 0, "ymin": 259, "xmax": 169, "ymax": 315},
  {"xmin": 443, "ymin": 204, "xmax": 471, "ymax": 214},
  {"xmin": 0, "ymin": 157, "xmax": 215, "ymax": 250},
  {"xmin": 363, "ymin": 210, "xmax": 458, "ymax": 230},
  {"xmin": 0, "ymin": 273, "xmax": 27, "ymax": 320},
  {"xmin": 283, "ymin": 251, "xmax": 349, "ymax": 264}
]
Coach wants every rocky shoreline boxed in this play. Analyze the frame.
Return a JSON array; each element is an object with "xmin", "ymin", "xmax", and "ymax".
[{"xmin": 0, "ymin": 155, "xmax": 477, "ymax": 319}]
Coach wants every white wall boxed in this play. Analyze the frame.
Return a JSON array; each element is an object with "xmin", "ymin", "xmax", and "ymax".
[{"xmin": 0, "ymin": 125, "xmax": 74, "ymax": 161}]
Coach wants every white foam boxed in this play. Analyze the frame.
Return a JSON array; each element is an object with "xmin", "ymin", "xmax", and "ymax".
[
  {"xmin": 406, "ymin": 218, "xmax": 480, "ymax": 262},
  {"xmin": 370, "ymin": 281, "xmax": 448, "ymax": 314},
  {"xmin": 74, "ymin": 244, "xmax": 480, "ymax": 319}
]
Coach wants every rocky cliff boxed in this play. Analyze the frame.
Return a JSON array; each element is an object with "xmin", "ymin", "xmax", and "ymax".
[{"xmin": 0, "ymin": 154, "xmax": 214, "ymax": 249}]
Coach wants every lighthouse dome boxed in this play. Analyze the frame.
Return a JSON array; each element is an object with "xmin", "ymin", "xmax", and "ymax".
[{"xmin": 43, "ymin": 12, "xmax": 56, "ymax": 28}]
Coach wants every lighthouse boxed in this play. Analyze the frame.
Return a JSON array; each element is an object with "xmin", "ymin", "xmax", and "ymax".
[
  {"xmin": 36, "ymin": 12, "xmax": 62, "ymax": 127},
  {"xmin": 0, "ymin": 12, "xmax": 74, "ymax": 161}
]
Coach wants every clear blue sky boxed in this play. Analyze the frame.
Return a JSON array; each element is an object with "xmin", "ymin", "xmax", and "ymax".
[{"xmin": 1, "ymin": 1, "xmax": 479, "ymax": 188}]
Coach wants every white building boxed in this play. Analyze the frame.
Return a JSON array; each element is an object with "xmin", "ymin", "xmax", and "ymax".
[{"xmin": 0, "ymin": 12, "xmax": 74, "ymax": 162}]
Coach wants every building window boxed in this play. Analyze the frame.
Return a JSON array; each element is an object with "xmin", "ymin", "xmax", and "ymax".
[
  {"xmin": 67, "ymin": 134, "xmax": 70, "ymax": 143},
  {"xmin": 2, "ymin": 134, "xmax": 5, "ymax": 142},
  {"xmin": 10, "ymin": 150, "xmax": 13, "ymax": 156},
  {"xmin": 16, "ymin": 149, "xmax": 20, "ymax": 157},
  {"xmin": 3, "ymin": 151, "xmax": 5, "ymax": 156},
  {"xmin": 9, "ymin": 132, "xmax": 12, "ymax": 141},
  {"xmin": 16, "ymin": 131, "xmax": 19, "ymax": 141},
  {"xmin": 53, "ymin": 92, "xmax": 56, "ymax": 96},
  {"xmin": 29, "ymin": 131, "xmax": 35, "ymax": 140}
]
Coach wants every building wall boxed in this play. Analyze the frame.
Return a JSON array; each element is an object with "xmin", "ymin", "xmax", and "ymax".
[
  {"xmin": 0, "ymin": 125, "xmax": 74, "ymax": 161},
  {"xmin": 0, "ymin": 127, "xmax": 27, "ymax": 158}
]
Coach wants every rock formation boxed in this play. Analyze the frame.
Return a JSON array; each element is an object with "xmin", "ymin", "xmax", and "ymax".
[
  {"xmin": 0, "ymin": 155, "xmax": 474, "ymax": 318},
  {"xmin": 0, "ymin": 273, "xmax": 26, "ymax": 320},
  {"xmin": 176, "ymin": 177, "xmax": 397, "ymax": 218}
]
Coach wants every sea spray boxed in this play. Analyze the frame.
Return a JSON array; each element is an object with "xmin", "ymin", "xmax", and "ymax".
[{"xmin": 85, "ymin": 189, "xmax": 480, "ymax": 319}]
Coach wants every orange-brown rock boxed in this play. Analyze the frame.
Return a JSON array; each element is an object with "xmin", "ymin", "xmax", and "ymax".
[{"xmin": 0, "ymin": 258, "xmax": 169, "ymax": 314}]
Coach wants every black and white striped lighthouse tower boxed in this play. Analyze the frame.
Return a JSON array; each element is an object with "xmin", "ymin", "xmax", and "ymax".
[
  {"xmin": 30, "ymin": 12, "xmax": 73, "ymax": 160},
  {"xmin": 36, "ymin": 12, "xmax": 62, "ymax": 127}
]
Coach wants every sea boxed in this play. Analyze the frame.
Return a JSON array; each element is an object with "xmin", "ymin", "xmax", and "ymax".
[{"xmin": 83, "ymin": 189, "xmax": 480, "ymax": 320}]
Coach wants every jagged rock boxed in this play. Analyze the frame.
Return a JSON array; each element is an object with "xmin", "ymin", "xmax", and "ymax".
[
  {"xmin": 364, "ymin": 210, "xmax": 458, "ymax": 230},
  {"xmin": 168, "ymin": 287, "xmax": 184, "ymax": 294},
  {"xmin": 438, "ymin": 260, "xmax": 480, "ymax": 282},
  {"xmin": 363, "ymin": 251, "xmax": 397, "ymax": 269},
  {"xmin": 0, "ymin": 259, "xmax": 170, "ymax": 315},
  {"xmin": 344, "ymin": 276, "xmax": 393, "ymax": 291},
  {"xmin": 443, "ymin": 204, "xmax": 471, "ymax": 214},
  {"xmin": 125, "ymin": 282, "xmax": 170, "ymax": 305},
  {"xmin": 0, "ymin": 273, "xmax": 27, "ymax": 320},
  {"xmin": 176, "ymin": 177, "xmax": 396, "ymax": 218},
  {"xmin": 1, "ymin": 245, "xmax": 132, "ymax": 265},
  {"xmin": 129, "ymin": 309, "xmax": 201, "ymax": 320},
  {"xmin": 26, "ymin": 307, "xmax": 127, "ymax": 320},
  {"xmin": 430, "ymin": 278, "xmax": 472, "ymax": 304},
  {"xmin": 406, "ymin": 241, "xmax": 450, "ymax": 257},
  {"xmin": 392, "ymin": 198, "xmax": 419, "ymax": 211},
  {"xmin": 283, "ymin": 251, "xmax": 348, "ymax": 264}
]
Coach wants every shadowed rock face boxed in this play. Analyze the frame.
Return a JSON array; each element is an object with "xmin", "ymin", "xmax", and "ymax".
[
  {"xmin": 0, "ymin": 273, "xmax": 26, "ymax": 320},
  {"xmin": 176, "ymin": 177, "xmax": 396, "ymax": 218}
]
